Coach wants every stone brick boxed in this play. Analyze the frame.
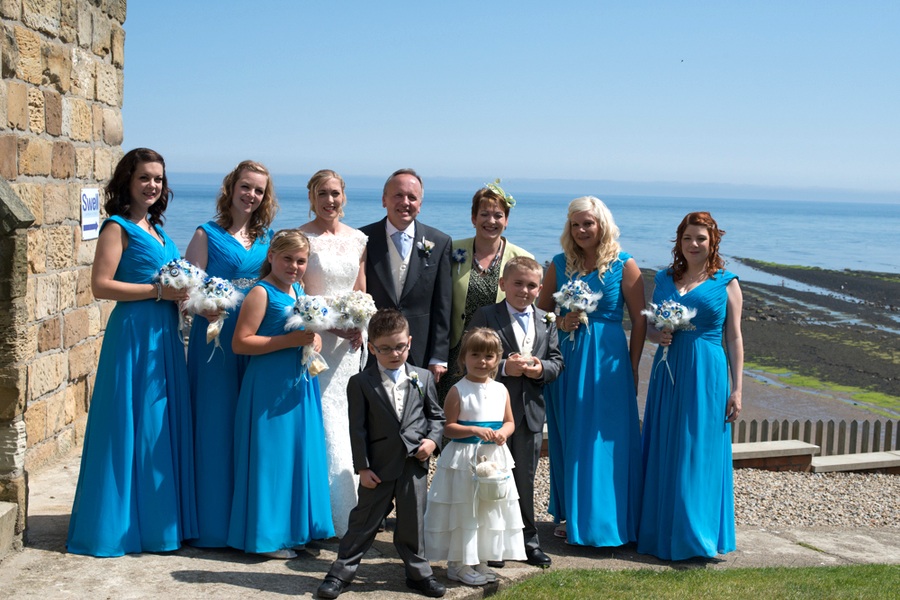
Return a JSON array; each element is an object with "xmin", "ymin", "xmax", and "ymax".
[
  {"xmin": 43, "ymin": 88, "xmax": 61, "ymax": 135},
  {"xmin": 0, "ymin": 418, "xmax": 26, "ymax": 472},
  {"xmin": 102, "ymin": 107, "xmax": 121, "ymax": 144},
  {"xmin": 26, "ymin": 226, "xmax": 46, "ymax": 274},
  {"xmin": 63, "ymin": 306, "xmax": 90, "ymax": 348},
  {"xmin": 100, "ymin": 297, "xmax": 113, "ymax": 326},
  {"xmin": 67, "ymin": 339, "xmax": 94, "ymax": 379},
  {"xmin": 42, "ymin": 41, "xmax": 72, "ymax": 94},
  {"xmin": 42, "ymin": 182, "xmax": 74, "ymax": 225},
  {"xmin": 87, "ymin": 303, "xmax": 101, "ymax": 335},
  {"xmin": 64, "ymin": 377, "xmax": 87, "ymax": 424},
  {"xmin": 91, "ymin": 101, "xmax": 101, "ymax": 140},
  {"xmin": 76, "ymin": 4, "xmax": 91, "ymax": 50},
  {"xmin": 76, "ymin": 229, "xmax": 96, "ymax": 266},
  {"xmin": 43, "ymin": 388, "xmax": 66, "ymax": 435},
  {"xmin": 95, "ymin": 61, "xmax": 117, "ymax": 105},
  {"xmin": 111, "ymin": 22, "xmax": 124, "ymax": 67},
  {"xmin": 24, "ymin": 276, "xmax": 34, "ymax": 321},
  {"xmin": 59, "ymin": 0, "xmax": 76, "ymax": 43},
  {"xmin": 9, "ymin": 183, "xmax": 42, "ymax": 229},
  {"xmin": 0, "ymin": 365, "xmax": 28, "ymax": 421},
  {"xmin": 24, "ymin": 397, "xmax": 46, "ymax": 445},
  {"xmin": 75, "ymin": 266, "xmax": 92, "ymax": 305},
  {"xmin": 70, "ymin": 48, "xmax": 94, "ymax": 98},
  {"xmin": 1, "ymin": 1, "xmax": 23, "ymax": 20},
  {"xmin": 22, "ymin": 0, "xmax": 60, "ymax": 37},
  {"xmin": 37, "ymin": 315, "xmax": 60, "ymax": 352},
  {"xmin": 7, "ymin": 80, "xmax": 27, "ymax": 130},
  {"xmin": 58, "ymin": 268, "xmax": 77, "ymax": 310},
  {"xmin": 28, "ymin": 351, "xmax": 66, "ymax": 400},
  {"xmin": 51, "ymin": 140, "xmax": 75, "ymax": 179},
  {"xmin": 0, "ymin": 80, "xmax": 7, "ymax": 131},
  {"xmin": 108, "ymin": 0, "xmax": 126, "ymax": 23},
  {"xmin": 34, "ymin": 273, "xmax": 59, "ymax": 318},
  {"xmin": 91, "ymin": 8, "xmax": 111, "ymax": 58},
  {"xmin": 62, "ymin": 95, "xmax": 92, "ymax": 141},
  {"xmin": 46, "ymin": 226, "xmax": 74, "ymax": 270},
  {"xmin": 94, "ymin": 145, "xmax": 112, "ymax": 180},
  {"xmin": 17, "ymin": 135, "xmax": 51, "ymax": 175},
  {"xmin": 13, "ymin": 26, "xmax": 41, "ymax": 85},
  {"xmin": 0, "ymin": 135, "xmax": 16, "ymax": 180},
  {"xmin": 26, "ymin": 86, "xmax": 44, "ymax": 133},
  {"xmin": 74, "ymin": 146, "xmax": 92, "ymax": 177}
]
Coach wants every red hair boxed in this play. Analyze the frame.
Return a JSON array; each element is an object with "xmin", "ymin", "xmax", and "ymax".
[{"xmin": 670, "ymin": 211, "xmax": 725, "ymax": 281}]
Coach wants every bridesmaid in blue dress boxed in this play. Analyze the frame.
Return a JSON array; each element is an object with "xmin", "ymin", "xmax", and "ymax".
[
  {"xmin": 67, "ymin": 148, "xmax": 197, "ymax": 556},
  {"xmin": 638, "ymin": 211, "xmax": 743, "ymax": 561},
  {"xmin": 536, "ymin": 196, "xmax": 646, "ymax": 548},
  {"xmin": 228, "ymin": 229, "xmax": 334, "ymax": 557},
  {"xmin": 184, "ymin": 161, "xmax": 277, "ymax": 547}
]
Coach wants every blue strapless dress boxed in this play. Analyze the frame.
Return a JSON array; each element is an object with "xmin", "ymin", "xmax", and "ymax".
[{"xmin": 67, "ymin": 216, "xmax": 197, "ymax": 556}]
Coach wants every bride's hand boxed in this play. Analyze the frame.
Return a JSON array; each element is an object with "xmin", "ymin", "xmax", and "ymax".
[{"xmin": 329, "ymin": 327, "xmax": 363, "ymax": 350}]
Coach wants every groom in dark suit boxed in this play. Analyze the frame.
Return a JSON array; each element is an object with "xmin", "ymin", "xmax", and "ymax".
[{"xmin": 361, "ymin": 169, "xmax": 452, "ymax": 381}]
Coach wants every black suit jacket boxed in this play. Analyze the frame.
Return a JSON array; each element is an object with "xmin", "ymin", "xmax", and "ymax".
[
  {"xmin": 361, "ymin": 218, "xmax": 452, "ymax": 367},
  {"xmin": 346, "ymin": 364, "xmax": 446, "ymax": 482},
  {"xmin": 469, "ymin": 302, "xmax": 564, "ymax": 433}
]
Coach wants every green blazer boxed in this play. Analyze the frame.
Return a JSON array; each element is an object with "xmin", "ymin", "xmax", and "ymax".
[{"xmin": 449, "ymin": 236, "xmax": 534, "ymax": 349}]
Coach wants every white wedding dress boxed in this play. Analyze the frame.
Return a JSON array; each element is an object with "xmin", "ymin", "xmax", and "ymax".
[{"xmin": 304, "ymin": 229, "xmax": 368, "ymax": 537}]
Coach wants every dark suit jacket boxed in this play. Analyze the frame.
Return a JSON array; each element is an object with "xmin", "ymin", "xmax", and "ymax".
[
  {"xmin": 346, "ymin": 364, "xmax": 445, "ymax": 482},
  {"xmin": 361, "ymin": 218, "xmax": 452, "ymax": 367},
  {"xmin": 469, "ymin": 302, "xmax": 564, "ymax": 433}
]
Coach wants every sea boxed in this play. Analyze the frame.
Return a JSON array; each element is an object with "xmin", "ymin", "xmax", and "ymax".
[{"xmin": 159, "ymin": 176, "xmax": 900, "ymax": 285}]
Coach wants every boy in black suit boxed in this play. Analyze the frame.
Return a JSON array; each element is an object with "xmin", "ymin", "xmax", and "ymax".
[
  {"xmin": 469, "ymin": 257, "xmax": 563, "ymax": 567},
  {"xmin": 317, "ymin": 309, "xmax": 446, "ymax": 599}
]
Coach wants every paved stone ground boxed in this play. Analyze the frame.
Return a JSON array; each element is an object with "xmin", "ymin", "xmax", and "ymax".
[{"xmin": 1, "ymin": 450, "xmax": 898, "ymax": 600}]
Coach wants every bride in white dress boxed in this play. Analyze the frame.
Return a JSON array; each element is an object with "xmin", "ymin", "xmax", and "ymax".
[{"xmin": 299, "ymin": 170, "xmax": 367, "ymax": 538}]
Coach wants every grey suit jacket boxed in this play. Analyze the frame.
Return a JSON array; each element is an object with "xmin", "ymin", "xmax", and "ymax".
[
  {"xmin": 346, "ymin": 364, "xmax": 445, "ymax": 482},
  {"xmin": 469, "ymin": 302, "xmax": 564, "ymax": 433},
  {"xmin": 360, "ymin": 218, "xmax": 452, "ymax": 367}
]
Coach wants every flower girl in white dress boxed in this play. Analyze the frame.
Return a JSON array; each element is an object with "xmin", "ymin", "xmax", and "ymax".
[{"xmin": 424, "ymin": 328, "xmax": 526, "ymax": 586}]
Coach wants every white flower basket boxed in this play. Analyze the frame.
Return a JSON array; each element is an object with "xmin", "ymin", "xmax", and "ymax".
[{"xmin": 471, "ymin": 440, "xmax": 511, "ymax": 502}]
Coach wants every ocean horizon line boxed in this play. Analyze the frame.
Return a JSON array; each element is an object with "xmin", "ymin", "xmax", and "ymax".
[{"xmin": 168, "ymin": 171, "xmax": 900, "ymax": 205}]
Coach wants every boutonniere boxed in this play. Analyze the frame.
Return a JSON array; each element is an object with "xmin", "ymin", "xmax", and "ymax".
[
  {"xmin": 451, "ymin": 248, "xmax": 467, "ymax": 274},
  {"xmin": 416, "ymin": 238, "xmax": 434, "ymax": 258},
  {"xmin": 408, "ymin": 371, "xmax": 425, "ymax": 397},
  {"xmin": 543, "ymin": 312, "xmax": 556, "ymax": 325}
]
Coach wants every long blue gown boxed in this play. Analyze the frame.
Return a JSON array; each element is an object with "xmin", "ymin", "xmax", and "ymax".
[
  {"xmin": 545, "ymin": 252, "xmax": 642, "ymax": 547},
  {"xmin": 67, "ymin": 216, "xmax": 197, "ymax": 556},
  {"xmin": 187, "ymin": 222, "xmax": 271, "ymax": 547},
  {"xmin": 227, "ymin": 280, "xmax": 334, "ymax": 552},
  {"xmin": 638, "ymin": 269, "xmax": 737, "ymax": 560}
]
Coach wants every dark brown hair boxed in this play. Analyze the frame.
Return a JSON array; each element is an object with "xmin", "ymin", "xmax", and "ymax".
[
  {"xmin": 368, "ymin": 308, "xmax": 409, "ymax": 340},
  {"xmin": 104, "ymin": 148, "xmax": 172, "ymax": 226}
]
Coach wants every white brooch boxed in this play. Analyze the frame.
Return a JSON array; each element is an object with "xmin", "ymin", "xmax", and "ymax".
[{"xmin": 408, "ymin": 371, "xmax": 424, "ymax": 397}]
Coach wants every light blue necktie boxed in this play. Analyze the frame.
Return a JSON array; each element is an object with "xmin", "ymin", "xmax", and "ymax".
[
  {"xmin": 390, "ymin": 231, "xmax": 411, "ymax": 259},
  {"xmin": 513, "ymin": 311, "xmax": 531, "ymax": 333},
  {"xmin": 385, "ymin": 368, "xmax": 401, "ymax": 383}
]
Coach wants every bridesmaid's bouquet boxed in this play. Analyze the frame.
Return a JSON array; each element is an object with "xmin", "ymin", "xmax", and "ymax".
[
  {"xmin": 285, "ymin": 295, "xmax": 333, "ymax": 376},
  {"xmin": 155, "ymin": 258, "xmax": 206, "ymax": 330},
  {"xmin": 330, "ymin": 290, "xmax": 377, "ymax": 331},
  {"xmin": 552, "ymin": 280, "xmax": 603, "ymax": 341},
  {"xmin": 642, "ymin": 300, "xmax": 697, "ymax": 384},
  {"xmin": 184, "ymin": 276, "xmax": 244, "ymax": 353}
]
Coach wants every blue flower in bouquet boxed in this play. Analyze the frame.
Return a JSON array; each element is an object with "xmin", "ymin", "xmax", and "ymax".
[
  {"xmin": 552, "ymin": 279, "xmax": 602, "ymax": 341},
  {"xmin": 641, "ymin": 299, "xmax": 697, "ymax": 383},
  {"xmin": 155, "ymin": 258, "xmax": 206, "ymax": 290},
  {"xmin": 285, "ymin": 295, "xmax": 333, "ymax": 332}
]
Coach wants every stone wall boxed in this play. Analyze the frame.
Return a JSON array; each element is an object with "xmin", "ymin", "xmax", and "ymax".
[{"xmin": 0, "ymin": 0, "xmax": 126, "ymax": 550}]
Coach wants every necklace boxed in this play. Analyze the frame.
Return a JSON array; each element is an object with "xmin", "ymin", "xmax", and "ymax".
[
  {"xmin": 229, "ymin": 226, "xmax": 252, "ymax": 248},
  {"xmin": 678, "ymin": 270, "xmax": 707, "ymax": 293},
  {"xmin": 472, "ymin": 239, "xmax": 504, "ymax": 275}
]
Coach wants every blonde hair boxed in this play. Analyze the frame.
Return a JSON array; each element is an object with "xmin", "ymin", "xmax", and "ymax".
[
  {"xmin": 307, "ymin": 169, "xmax": 346, "ymax": 219},
  {"xmin": 457, "ymin": 327, "xmax": 503, "ymax": 378},
  {"xmin": 560, "ymin": 196, "xmax": 621, "ymax": 279},
  {"xmin": 260, "ymin": 229, "xmax": 310, "ymax": 278},
  {"xmin": 502, "ymin": 255, "xmax": 542, "ymax": 279}
]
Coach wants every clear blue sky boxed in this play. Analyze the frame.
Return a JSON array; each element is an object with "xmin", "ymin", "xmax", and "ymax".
[{"xmin": 122, "ymin": 1, "xmax": 900, "ymax": 198}]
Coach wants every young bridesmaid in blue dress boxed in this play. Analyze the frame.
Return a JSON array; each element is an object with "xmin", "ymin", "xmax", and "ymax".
[
  {"xmin": 536, "ymin": 196, "xmax": 646, "ymax": 548},
  {"xmin": 638, "ymin": 212, "xmax": 743, "ymax": 561},
  {"xmin": 67, "ymin": 148, "xmax": 198, "ymax": 556},
  {"xmin": 184, "ymin": 161, "xmax": 277, "ymax": 547},
  {"xmin": 228, "ymin": 229, "xmax": 334, "ymax": 558}
]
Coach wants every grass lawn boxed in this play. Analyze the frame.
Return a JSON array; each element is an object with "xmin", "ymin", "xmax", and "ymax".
[{"xmin": 491, "ymin": 565, "xmax": 899, "ymax": 599}]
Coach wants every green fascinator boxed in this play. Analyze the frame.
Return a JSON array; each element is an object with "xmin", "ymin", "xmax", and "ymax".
[{"xmin": 485, "ymin": 178, "xmax": 516, "ymax": 209}]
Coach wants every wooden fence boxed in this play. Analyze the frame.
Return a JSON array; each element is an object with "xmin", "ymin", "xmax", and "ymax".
[{"xmin": 731, "ymin": 418, "xmax": 900, "ymax": 457}]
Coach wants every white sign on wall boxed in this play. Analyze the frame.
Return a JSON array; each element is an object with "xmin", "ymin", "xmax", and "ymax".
[{"xmin": 81, "ymin": 188, "xmax": 101, "ymax": 240}]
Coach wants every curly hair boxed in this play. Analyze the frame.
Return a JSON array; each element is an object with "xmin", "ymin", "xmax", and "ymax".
[
  {"xmin": 457, "ymin": 327, "xmax": 503, "ymax": 378},
  {"xmin": 469, "ymin": 187, "xmax": 510, "ymax": 219},
  {"xmin": 669, "ymin": 211, "xmax": 726, "ymax": 281},
  {"xmin": 260, "ymin": 228, "xmax": 309, "ymax": 279},
  {"xmin": 307, "ymin": 169, "xmax": 347, "ymax": 219},
  {"xmin": 103, "ymin": 148, "xmax": 172, "ymax": 226},
  {"xmin": 215, "ymin": 160, "xmax": 278, "ymax": 243},
  {"xmin": 559, "ymin": 196, "xmax": 621, "ymax": 280}
]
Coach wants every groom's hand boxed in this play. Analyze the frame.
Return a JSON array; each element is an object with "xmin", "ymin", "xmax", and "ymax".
[{"xmin": 359, "ymin": 468, "xmax": 381, "ymax": 489}]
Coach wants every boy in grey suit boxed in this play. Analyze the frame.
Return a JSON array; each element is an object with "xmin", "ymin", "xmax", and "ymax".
[
  {"xmin": 469, "ymin": 257, "xmax": 563, "ymax": 567},
  {"xmin": 318, "ymin": 310, "xmax": 446, "ymax": 599}
]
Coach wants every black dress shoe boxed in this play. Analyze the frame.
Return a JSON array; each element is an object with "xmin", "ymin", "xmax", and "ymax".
[
  {"xmin": 406, "ymin": 576, "xmax": 446, "ymax": 598},
  {"xmin": 487, "ymin": 560, "xmax": 505, "ymax": 568},
  {"xmin": 317, "ymin": 576, "xmax": 349, "ymax": 599},
  {"xmin": 525, "ymin": 547, "xmax": 552, "ymax": 567}
]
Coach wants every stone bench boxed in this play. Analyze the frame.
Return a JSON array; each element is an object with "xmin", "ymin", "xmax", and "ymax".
[
  {"xmin": 811, "ymin": 451, "xmax": 900, "ymax": 474},
  {"xmin": 732, "ymin": 440, "xmax": 820, "ymax": 472}
]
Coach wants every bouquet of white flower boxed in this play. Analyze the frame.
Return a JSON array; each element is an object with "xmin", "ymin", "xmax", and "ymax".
[
  {"xmin": 184, "ymin": 276, "xmax": 244, "ymax": 354},
  {"xmin": 552, "ymin": 279, "xmax": 603, "ymax": 341},
  {"xmin": 284, "ymin": 295, "xmax": 333, "ymax": 376},
  {"xmin": 330, "ymin": 290, "xmax": 377, "ymax": 331},
  {"xmin": 155, "ymin": 258, "xmax": 206, "ymax": 330},
  {"xmin": 642, "ymin": 300, "xmax": 697, "ymax": 384}
]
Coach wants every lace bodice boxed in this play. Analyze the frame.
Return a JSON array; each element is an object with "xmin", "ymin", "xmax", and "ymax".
[{"xmin": 304, "ymin": 230, "xmax": 368, "ymax": 296}]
